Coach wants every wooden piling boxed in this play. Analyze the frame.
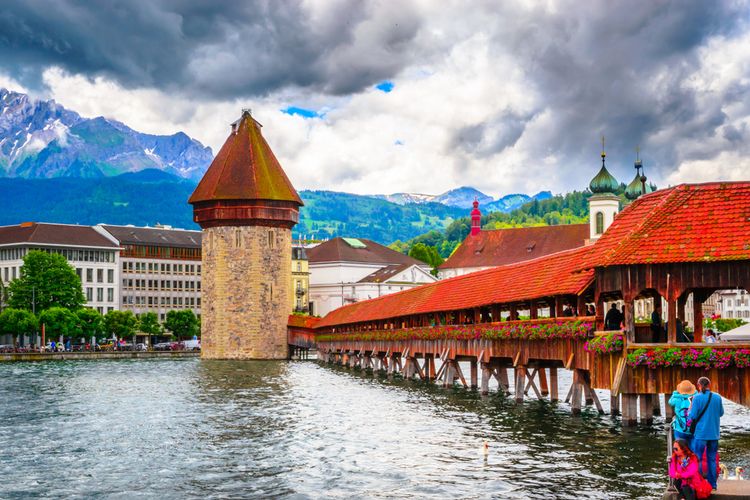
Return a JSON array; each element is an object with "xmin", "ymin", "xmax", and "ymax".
[
  {"xmin": 664, "ymin": 393, "xmax": 674, "ymax": 423},
  {"xmin": 652, "ymin": 394, "xmax": 662, "ymax": 417},
  {"xmin": 621, "ymin": 394, "xmax": 638, "ymax": 426},
  {"xmin": 480, "ymin": 362, "xmax": 490, "ymax": 395},
  {"xmin": 470, "ymin": 360, "xmax": 478, "ymax": 389},
  {"xmin": 549, "ymin": 367, "xmax": 559, "ymax": 401},
  {"xmin": 610, "ymin": 392, "xmax": 620, "ymax": 416},
  {"xmin": 515, "ymin": 366, "xmax": 526, "ymax": 403},
  {"xmin": 639, "ymin": 394, "xmax": 654, "ymax": 425},
  {"xmin": 539, "ymin": 368, "xmax": 549, "ymax": 396},
  {"xmin": 571, "ymin": 369, "xmax": 583, "ymax": 415}
]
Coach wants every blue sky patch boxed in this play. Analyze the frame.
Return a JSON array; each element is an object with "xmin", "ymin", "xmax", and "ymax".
[
  {"xmin": 376, "ymin": 81, "xmax": 394, "ymax": 93},
  {"xmin": 281, "ymin": 106, "xmax": 320, "ymax": 118}
]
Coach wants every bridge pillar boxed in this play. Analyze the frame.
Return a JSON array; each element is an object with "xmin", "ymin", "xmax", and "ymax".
[
  {"xmin": 549, "ymin": 367, "xmax": 558, "ymax": 401},
  {"xmin": 539, "ymin": 368, "xmax": 549, "ymax": 396},
  {"xmin": 480, "ymin": 362, "xmax": 490, "ymax": 395},
  {"xmin": 621, "ymin": 394, "xmax": 638, "ymax": 426},
  {"xmin": 514, "ymin": 366, "xmax": 526, "ymax": 403},
  {"xmin": 652, "ymin": 394, "xmax": 662, "ymax": 416},
  {"xmin": 470, "ymin": 360, "xmax": 478, "ymax": 389},
  {"xmin": 570, "ymin": 369, "xmax": 583, "ymax": 415},
  {"xmin": 639, "ymin": 394, "xmax": 654, "ymax": 425},
  {"xmin": 424, "ymin": 354, "xmax": 436, "ymax": 381},
  {"xmin": 610, "ymin": 393, "xmax": 620, "ymax": 416}
]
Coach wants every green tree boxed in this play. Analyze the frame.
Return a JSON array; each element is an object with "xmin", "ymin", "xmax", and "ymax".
[
  {"xmin": 103, "ymin": 310, "xmax": 138, "ymax": 339},
  {"xmin": 164, "ymin": 310, "xmax": 199, "ymax": 339},
  {"xmin": 38, "ymin": 307, "xmax": 78, "ymax": 339},
  {"xmin": 0, "ymin": 280, "xmax": 8, "ymax": 312},
  {"xmin": 409, "ymin": 242, "xmax": 432, "ymax": 265},
  {"xmin": 138, "ymin": 312, "xmax": 161, "ymax": 336},
  {"xmin": 76, "ymin": 308, "xmax": 104, "ymax": 340},
  {"xmin": 8, "ymin": 251, "xmax": 85, "ymax": 312},
  {"xmin": 0, "ymin": 308, "xmax": 38, "ymax": 346}
]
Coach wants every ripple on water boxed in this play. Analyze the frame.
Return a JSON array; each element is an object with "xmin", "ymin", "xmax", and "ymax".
[{"xmin": 1, "ymin": 359, "xmax": 749, "ymax": 499}]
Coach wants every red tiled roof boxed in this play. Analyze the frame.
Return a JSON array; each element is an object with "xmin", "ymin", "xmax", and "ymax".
[
  {"xmin": 307, "ymin": 237, "xmax": 424, "ymax": 266},
  {"xmin": 287, "ymin": 314, "xmax": 321, "ymax": 329},
  {"xmin": 189, "ymin": 112, "xmax": 303, "ymax": 205},
  {"xmin": 0, "ymin": 223, "xmax": 118, "ymax": 248},
  {"xmin": 582, "ymin": 182, "xmax": 750, "ymax": 267},
  {"xmin": 439, "ymin": 224, "xmax": 588, "ymax": 270},
  {"xmin": 317, "ymin": 245, "xmax": 594, "ymax": 328}
]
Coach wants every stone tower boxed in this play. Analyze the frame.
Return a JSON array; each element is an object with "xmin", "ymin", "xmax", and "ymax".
[{"xmin": 189, "ymin": 111, "xmax": 303, "ymax": 360}]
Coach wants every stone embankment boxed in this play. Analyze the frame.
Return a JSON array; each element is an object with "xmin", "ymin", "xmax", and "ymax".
[{"xmin": 0, "ymin": 351, "xmax": 200, "ymax": 362}]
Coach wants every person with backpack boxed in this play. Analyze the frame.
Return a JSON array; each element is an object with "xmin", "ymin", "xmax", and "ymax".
[
  {"xmin": 689, "ymin": 377, "xmax": 724, "ymax": 490},
  {"xmin": 669, "ymin": 380, "xmax": 696, "ymax": 447}
]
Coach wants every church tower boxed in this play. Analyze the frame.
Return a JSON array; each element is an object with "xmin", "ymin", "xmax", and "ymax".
[
  {"xmin": 189, "ymin": 111, "xmax": 303, "ymax": 360},
  {"xmin": 588, "ymin": 138, "xmax": 620, "ymax": 242},
  {"xmin": 470, "ymin": 199, "xmax": 482, "ymax": 236}
]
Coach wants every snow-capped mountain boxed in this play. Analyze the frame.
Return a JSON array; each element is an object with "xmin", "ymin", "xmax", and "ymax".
[
  {"xmin": 0, "ymin": 88, "xmax": 212, "ymax": 180},
  {"xmin": 373, "ymin": 186, "xmax": 553, "ymax": 213}
]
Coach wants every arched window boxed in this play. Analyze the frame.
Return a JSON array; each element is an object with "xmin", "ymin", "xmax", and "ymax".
[{"xmin": 595, "ymin": 211, "xmax": 604, "ymax": 235}]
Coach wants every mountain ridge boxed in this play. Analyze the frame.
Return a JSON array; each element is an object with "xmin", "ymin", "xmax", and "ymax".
[
  {"xmin": 373, "ymin": 186, "xmax": 553, "ymax": 212},
  {"xmin": 0, "ymin": 88, "xmax": 213, "ymax": 180}
]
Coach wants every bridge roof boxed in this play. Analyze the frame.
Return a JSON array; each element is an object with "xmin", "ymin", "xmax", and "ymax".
[
  {"xmin": 582, "ymin": 181, "xmax": 750, "ymax": 268},
  {"xmin": 288, "ymin": 314, "xmax": 321, "ymax": 329},
  {"xmin": 317, "ymin": 245, "xmax": 594, "ymax": 328}
]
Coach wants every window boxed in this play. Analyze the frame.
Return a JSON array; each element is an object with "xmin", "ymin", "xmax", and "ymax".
[
  {"xmin": 86, "ymin": 287, "xmax": 93, "ymax": 301},
  {"xmin": 107, "ymin": 288, "xmax": 114, "ymax": 302},
  {"xmin": 108, "ymin": 269, "xmax": 114, "ymax": 283},
  {"xmin": 297, "ymin": 262, "xmax": 302, "ymax": 272},
  {"xmin": 97, "ymin": 288, "xmax": 103, "ymax": 302},
  {"xmin": 595, "ymin": 212, "xmax": 604, "ymax": 235},
  {"xmin": 86, "ymin": 268, "xmax": 93, "ymax": 282},
  {"xmin": 268, "ymin": 230, "xmax": 274, "ymax": 248},
  {"xmin": 76, "ymin": 268, "xmax": 82, "ymax": 280},
  {"xmin": 97, "ymin": 269, "xmax": 103, "ymax": 283}
]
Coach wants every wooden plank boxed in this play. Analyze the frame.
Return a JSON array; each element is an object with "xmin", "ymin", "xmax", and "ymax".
[
  {"xmin": 523, "ymin": 368, "xmax": 539, "ymax": 395},
  {"xmin": 565, "ymin": 352, "xmax": 575, "ymax": 370},
  {"xmin": 550, "ymin": 367, "xmax": 559, "ymax": 401},
  {"xmin": 611, "ymin": 358, "xmax": 627, "ymax": 397}
]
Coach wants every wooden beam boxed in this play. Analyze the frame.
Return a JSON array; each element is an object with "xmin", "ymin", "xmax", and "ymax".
[
  {"xmin": 639, "ymin": 394, "xmax": 654, "ymax": 426},
  {"xmin": 582, "ymin": 371, "xmax": 604, "ymax": 414},
  {"xmin": 663, "ymin": 393, "xmax": 674, "ymax": 423},
  {"xmin": 565, "ymin": 352, "xmax": 575, "ymax": 370},
  {"xmin": 514, "ymin": 366, "xmax": 526, "ymax": 403},
  {"xmin": 610, "ymin": 392, "xmax": 620, "ymax": 416},
  {"xmin": 538, "ymin": 368, "xmax": 549, "ymax": 396},
  {"xmin": 611, "ymin": 358, "xmax": 626, "ymax": 397},
  {"xmin": 621, "ymin": 394, "xmax": 638, "ymax": 427},
  {"xmin": 480, "ymin": 363, "xmax": 490, "ymax": 395},
  {"xmin": 571, "ymin": 370, "xmax": 583, "ymax": 415},
  {"xmin": 470, "ymin": 360, "xmax": 478, "ymax": 389}
]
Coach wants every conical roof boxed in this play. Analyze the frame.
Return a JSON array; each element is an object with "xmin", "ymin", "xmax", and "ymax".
[
  {"xmin": 589, "ymin": 155, "xmax": 619, "ymax": 194},
  {"xmin": 189, "ymin": 111, "xmax": 303, "ymax": 205}
]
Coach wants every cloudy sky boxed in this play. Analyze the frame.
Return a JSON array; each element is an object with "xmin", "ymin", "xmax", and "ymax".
[{"xmin": 1, "ymin": 0, "xmax": 749, "ymax": 197}]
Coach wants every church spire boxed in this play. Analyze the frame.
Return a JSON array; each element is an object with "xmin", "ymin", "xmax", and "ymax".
[{"xmin": 470, "ymin": 198, "xmax": 482, "ymax": 236}]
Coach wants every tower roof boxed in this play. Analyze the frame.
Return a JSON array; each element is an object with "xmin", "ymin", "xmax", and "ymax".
[
  {"xmin": 624, "ymin": 171, "xmax": 652, "ymax": 200},
  {"xmin": 589, "ymin": 156, "xmax": 619, "ymax": 194},
  {"xmin": 189, "ymin": 111, "xmax": 303, "ymax": 205}
]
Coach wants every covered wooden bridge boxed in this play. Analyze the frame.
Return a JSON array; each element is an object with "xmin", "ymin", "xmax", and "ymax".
[{"xmin": 301, "ymin": 181, "xmax": 750, "ymax": 426}]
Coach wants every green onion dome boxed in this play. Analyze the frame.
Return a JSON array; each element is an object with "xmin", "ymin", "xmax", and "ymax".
[
  {"xmin": 624, "ymin": 172, "xmax": 652, "ymax": 200},
  {"xmin": 589, "ymin": 155, "xmax": 620, "ymax": 194}
]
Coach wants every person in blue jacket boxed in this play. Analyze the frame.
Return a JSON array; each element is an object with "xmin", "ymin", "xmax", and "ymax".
[
  {"xmin": 689, "ymin": 376, "xmax": 724, "ymax": 490},
  {"xmin": 668, "ymin": 380, "xmax": 696, "ymax": 447}
]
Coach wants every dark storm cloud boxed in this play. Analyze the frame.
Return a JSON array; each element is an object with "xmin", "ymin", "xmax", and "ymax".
[
  {"xmin": 452, "ymin": 111, "xmax": 534, "ymax": 159},
  {"xmin": 473, "ymin": 0, "xmax": 750, "ymax": 183},
  {"xmin": 0, "ymin": 0, "xmax": 421, "ymax": 97}
]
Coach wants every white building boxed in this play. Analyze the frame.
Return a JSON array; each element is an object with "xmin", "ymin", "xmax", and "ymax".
[
  {"xmin": 0, "ymin": 222, "xmax": 120, "ymax": 314},
  {"xmin": 715, "ymin": 289, "xmax": 750, "ymax": 321},
  {"xmin": 100, "ymin": 225, "xmax": 202, "ymax": 322},
  {"xmin": 307, "ymin": 237, "xmax": 436, "ymax": 317}
]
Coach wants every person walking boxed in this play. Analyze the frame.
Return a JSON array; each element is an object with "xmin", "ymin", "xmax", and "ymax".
[
  {"xmin": 604, "ymin": 303, "xmax": 623, "ymax": 331},
  {"xmin": 689, "ymin": 377, "xmax": 724, "ymax": 490},
  {"xmin": 651, "ymin": 305, "xmax": 664, "ymax": 342},
  {"xmin": 669, "ymin": 380, "xmax": 696, "ymax": 448}
]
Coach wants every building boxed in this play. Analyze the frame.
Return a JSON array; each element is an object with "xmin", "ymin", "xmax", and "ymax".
[
  {"xmin": 291, "ymin": 246, "xmax": 310, "ymax": 313},
  {"xmin": 307, "ymin": 237, "xmax": 436, "ymax": 317},
  {"xmin": 587, "ymin": 146, "xmax": 621, "ymax": 242},
  {"xmin": 437, "ymin": 203, "xmax": 589, "ymax": 279},
  {"xmin": 189, "ymin": 110, "xmax": 303, "ymax": 360},
  {"xmin": 715, "ymin": 290, "xmax": 750, "ymax": 320},
  {"xmin": 99, "ymin": 224, "xmax": 202, "ymax": 321},
  {"xmin": 0, "ymin": 222, "xmax": 120, "ymax": 314}
]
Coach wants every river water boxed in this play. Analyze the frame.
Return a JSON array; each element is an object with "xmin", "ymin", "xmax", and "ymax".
[{"xmin": 1, "ymin": 359, "xmax": 749, "ymax": 499}]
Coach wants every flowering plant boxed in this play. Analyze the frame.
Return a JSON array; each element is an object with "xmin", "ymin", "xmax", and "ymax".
[
  {"xmin": 316, "ymin": 319, "xmax": 594, "ymax": 343},
  {"xmin": 627, "ymin": 347, "xmax": 741, "ymax": 370},
  {"xmin": 584, "ymin": 333, "xmax": 624, "ymax": 354}
]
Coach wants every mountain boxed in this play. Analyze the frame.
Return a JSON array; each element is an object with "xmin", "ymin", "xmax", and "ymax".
[
  {"xmin": 0, "ymin": 88, "xmax": 213, "ymax": 180},
  {"xmin": 0, "ymin": 174, "xmax": 467, "ymax": 244},
  {"xmin": 374, "ymin": 187, "xmax": 554, "ymax": 212},
  {"xmin": 484, "ymin": 191, "xmax": 553, "ymax": 212}
]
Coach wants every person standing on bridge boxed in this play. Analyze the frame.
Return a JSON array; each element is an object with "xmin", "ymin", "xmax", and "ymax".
[
  {"xmin": 604, "ymin": 303, "xmax": 623, "ymax": 331},
  {"xmin": 689, "ymin": 377, "xmax": 724, "ymax": 491},
  {"xmin": 669, "ymin": 380, "xmax": 696, "ymax": 448}
]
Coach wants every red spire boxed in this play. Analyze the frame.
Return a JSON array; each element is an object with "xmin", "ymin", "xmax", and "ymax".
[
  {"xmin": 470, "ymin": 198, "xmax": 482, "ymax": 236},
  {"xmin": 189, "ymin": 111, "xmax": 302, "ymax": 229}
]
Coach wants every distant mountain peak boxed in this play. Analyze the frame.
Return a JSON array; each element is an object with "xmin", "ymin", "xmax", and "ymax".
[
  {"xmin": 372, "ymin": 185, "xmax": 551, "ymax": 212},
  {"xmin": 0, "ymin": 88, "xmax": 212, "ymax": 180}
]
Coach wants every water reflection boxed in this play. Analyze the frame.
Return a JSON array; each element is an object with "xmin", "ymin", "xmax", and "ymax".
[{"xmin": 0, "ymin": 359, "xmax": 748, "ymax": 499}]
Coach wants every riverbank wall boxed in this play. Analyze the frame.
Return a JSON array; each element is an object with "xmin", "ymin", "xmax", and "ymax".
[{"xmin": 0, "ymin": 351, "xmax": 200, "ymax": 362}]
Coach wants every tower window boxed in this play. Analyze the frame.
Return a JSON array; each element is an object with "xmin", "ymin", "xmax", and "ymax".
[
  {"xmin": 595, "ymin": 212, "xmax": 604, "ymax": 235},
  {"xmin": 235, "ymin": 229, "xmax": 241, "ymax": 248},
  {"xmin": 268, "ymin": 230, "xmax": 274, "ymax": 248}
]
